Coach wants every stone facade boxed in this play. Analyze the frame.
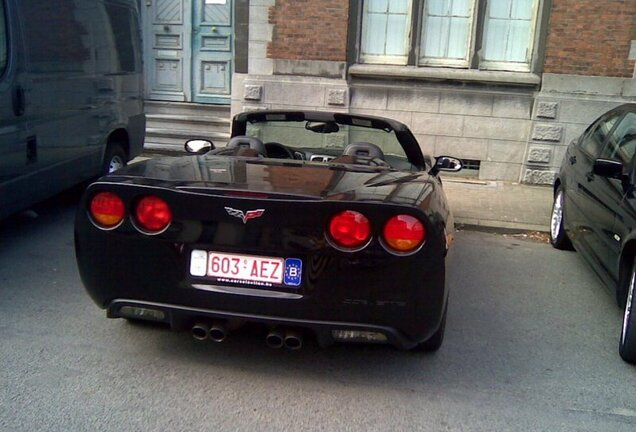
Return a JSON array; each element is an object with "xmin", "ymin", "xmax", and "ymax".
[{"xmin": 232, "ymin": 0, "xmax": 636, "ymax": 185}]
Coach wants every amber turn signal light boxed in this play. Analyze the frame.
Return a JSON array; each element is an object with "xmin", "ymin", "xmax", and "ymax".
[
  {"xmin": 383, "ymin": 215, "xmax": 425, "ymax": 253},
  {"xmin": 89, "ymin": 192, "xmax": 125, "ymax": 229}
]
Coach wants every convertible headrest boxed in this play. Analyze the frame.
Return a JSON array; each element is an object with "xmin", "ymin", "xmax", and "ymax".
[
  {"xmin": 227, "ymin": 136, "xmax": 267, "ymax": 156},
  {"xmin": 343, "ymin": 142, "xmax": 385, "ymax": 160}
]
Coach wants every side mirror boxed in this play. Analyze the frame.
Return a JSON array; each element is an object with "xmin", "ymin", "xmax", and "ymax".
[
  {"xmin": 185, "ymin": 139, "xmax": 214, "ymax": 155},
  {"xmin": 593, "ymin": 158, "xmax": 623, "ymax": 179},
  {"xmin": 430, "ymin": 156, "xmax": 462, "ymax": 175}
]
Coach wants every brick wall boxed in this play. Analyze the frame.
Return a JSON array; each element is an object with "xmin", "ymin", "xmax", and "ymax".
[
  {"xmin": 544, "ymin": 0, "xmax": 636, "ymax": 78},
  {"xmin": 267, "ymin": 0, "xmax": 349, "ymax": 61}
]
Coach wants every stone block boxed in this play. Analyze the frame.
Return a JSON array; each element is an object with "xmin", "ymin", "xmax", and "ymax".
[
  {"xmin": 527, "ymin": 146, "xmax": 552, "ymax": 164},
  {"xmin": 463, "ymin": 117, "xmax": 530, "ymax": 141},
  {"xmin": 492, "ymin": 96, "xmax": 533, "ymax": 119},
  {"xmin": 414, "ymin": 134, "xmax": 436, "ymax": 157},
  {"xmin": 411, "ymin": 113, "xmax": 464, "ymax": 137},
  {"xmin": 244, "ymin": 84, "xmax": 263, "ymax": 101},
  {"xmin": 350, "ymin": 87, "xmax": 388, "ymax": 110},
  {"xmin": 536, "ymin": 102, "xmax": 558, "ymax": 119},
  {"xmin": 435, "ymin": 136, "xmax": 488, "ymax": 160},
  {"xmin": 387, "ymin": 89, "xmax": 440, "ymax": 112},
  {"xmin": 326, "ymin": 88, "xmax": 348, "ymax": 106},
  {"xmin": 479, "ymin": 162, "xmax": 522, "ymax": 182},
  {"xmin": 557, "ymin": 99, "xmax": 620, "ymax": 125},
  {"xmin": 440, "ymin": 92, "xmax": 493, "ymax": 116},
  {"xmin": 263, "ymin": 81, "xmax": 325, "ymax": 106},
  {"xmin": 523, "ymin": 169, "xmax": 556, "ymax": 185},
  {"xmin": 532, "ymin": 124, "xmax": 563, "ymax": 142},
  {"xmin": 353, "ymin": 109, "xmax": 413, "ymax": 126},
  {"xmin": 487, "ymin": 140, "xmax": 526, "ymax": 163},
  {"xmin": 248, "ymin": 58, "xmax": 273, "ymax": 75}
]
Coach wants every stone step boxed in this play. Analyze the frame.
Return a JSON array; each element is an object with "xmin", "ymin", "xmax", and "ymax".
[{"xmin": 145, "ymin": 100, "xmax": 231, "ymax": 118}]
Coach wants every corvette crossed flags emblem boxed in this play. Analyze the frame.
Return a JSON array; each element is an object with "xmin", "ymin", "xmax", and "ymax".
[{"xmin": 224, "ymin": 207, "xmax": 265, "ymax": 224}]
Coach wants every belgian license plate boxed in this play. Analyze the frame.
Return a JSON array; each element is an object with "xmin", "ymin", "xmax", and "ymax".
[{"xmin": 190, "ymin": 250, "xmax": 302, "ymax": 287}]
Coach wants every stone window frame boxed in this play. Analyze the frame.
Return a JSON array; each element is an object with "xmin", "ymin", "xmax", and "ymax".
[{"xmin": 348, "ymin": 0, "xmax": 552, "ymax": 85}]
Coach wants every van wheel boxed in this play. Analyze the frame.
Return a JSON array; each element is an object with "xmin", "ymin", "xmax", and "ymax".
[
  {"xmin": 103, "ymin": 143, "xmax": 127, "ymax": 175},
  {"xmin": 619, "ymin": 261, "xmax": 636, "ymax": 364}
]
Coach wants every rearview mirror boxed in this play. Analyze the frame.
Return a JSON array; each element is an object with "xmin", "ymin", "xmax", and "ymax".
[
  {"xmin": 430, "ymin": 156, "xmax": 462, "ymax": 175},
  {"xmin": 305, "ymin": 121, "xmax": 339, "ymax": 134},
  {"xmin": 593, "ymin": 158, "xmax": 623, "ymax": 179},
  {"xmin": 185, "ymin": 139, "xmax": 214, "ymax": 155}
]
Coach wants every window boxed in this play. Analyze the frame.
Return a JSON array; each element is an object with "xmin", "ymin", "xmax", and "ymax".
[
  {"xmin": 601, "ymin": 112, "xmax": 636, "ymax": 164},
  {"xmin": 359, "ymin": 0, "xmax": 541, "ymax": 72},
  {"xmin": 580, "ymin": 113, "xmax": 621, "ymax": 158}
]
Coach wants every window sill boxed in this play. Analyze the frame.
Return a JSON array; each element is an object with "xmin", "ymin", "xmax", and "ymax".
[{"xmin": 348, "ymin": 64, "xmax": 541, "ymax": 87}]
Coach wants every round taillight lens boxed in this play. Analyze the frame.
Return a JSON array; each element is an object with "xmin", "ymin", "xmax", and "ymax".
[
  {"xmin": 383, "ymin": 215, "xmax": 426, "ymax": 253},
  {"xmin": 89, "ymin": 192, "xmax": 125, "ymax": 228},
  {"xmin": 328, "ymin": 210, "xmax": 371, "ymax": 249},
  {"xmin": 134, "ymin": 196, "xmax": 172, "ymax": 233}
]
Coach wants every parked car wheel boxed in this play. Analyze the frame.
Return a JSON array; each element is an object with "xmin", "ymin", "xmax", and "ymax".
[
  {"xmin": 412, "ymin": 303, "xmax": 447, "ymax": 352},
  {"xmin": 103, "ymin": 143, "xmax": 127, "ymax": 175},
  {"xmin": 550, "ymin": 186, "xmax": 572, "ymax": 250},
  {"xmin": 619, "ymin": 262, "xmax": 636, "ymax": 364}
]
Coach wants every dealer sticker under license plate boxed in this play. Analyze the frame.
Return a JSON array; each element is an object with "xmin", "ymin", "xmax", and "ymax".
[{"xmin": 190, "ymin": 250, "xmax": 302, "ymax": 287}]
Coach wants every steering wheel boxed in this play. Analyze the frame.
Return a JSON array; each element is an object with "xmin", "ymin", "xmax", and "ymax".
[{"xmin": 264, "ymin": 142, "xmax": 295, "ymax": 159}]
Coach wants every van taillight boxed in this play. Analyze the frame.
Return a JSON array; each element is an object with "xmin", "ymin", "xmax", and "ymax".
[
  {"xmin": 328, "ymin": 210, "xmax": 371, "ymax": 250},
  {"xmin": 89, "ymin": 192, "xmax": 125, "ymax": 229},
  {"xmin": 382, "ymin": 215, "xmax": 425, "ymax": 253},
  {"xmin": 134, "ymin": 196, "xmax": 172, "ymax": 233}
]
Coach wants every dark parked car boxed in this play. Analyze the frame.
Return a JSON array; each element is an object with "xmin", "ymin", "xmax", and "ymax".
[
  {"xmin": 550, "ymin": 103, "xmax": 636, "ymax": 364},
  {"xmin": 75, "ymin": 111, "xmax": 461, "ymax": 351}
]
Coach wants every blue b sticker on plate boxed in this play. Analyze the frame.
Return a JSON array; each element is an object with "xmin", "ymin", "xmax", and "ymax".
[{"xmin": 283, "ymin": 258, "xmax": 302, "ymax": 287}]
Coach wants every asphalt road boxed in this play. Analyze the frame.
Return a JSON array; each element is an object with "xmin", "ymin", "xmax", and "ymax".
[{"xmin": 1, "ymin": 194, "xmax": 635, "ymax": 432}]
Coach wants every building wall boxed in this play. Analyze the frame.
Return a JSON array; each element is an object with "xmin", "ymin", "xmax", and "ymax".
[
  {"xmin": 544, "ymin": 0, "xmax": 636, "ymax": 78},
  {"xmin": 233, "ymin": 0, "xmax": 636, "ymax": 185}
]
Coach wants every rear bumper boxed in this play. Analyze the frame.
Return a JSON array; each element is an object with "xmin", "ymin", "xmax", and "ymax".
[{"xmin": 107, "ymin": 298, "xmax": 434, "ymax": 349}]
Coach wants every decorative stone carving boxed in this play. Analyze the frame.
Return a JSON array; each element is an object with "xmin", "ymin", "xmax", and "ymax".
[
  {"xmin": 523, "ymin": 169, "xmax": 556, "ymax": 185},
  {"xmin": 536, "ymin": 102, "xmax": 558, "ymax": 119},
  {"xmin": 327, "ymin": 88, "xmax": 347, "ymax": 106},
  {"xmin": 532, "ymin": 124, "xmax": 563, "ymax": 142},
  {"xmin": 527, "ymin": 146, "xmax": 552, "ymax": 164},
  {"xmin": 244, "ymin": 85, "xmax": 263, "ymax": 101}
]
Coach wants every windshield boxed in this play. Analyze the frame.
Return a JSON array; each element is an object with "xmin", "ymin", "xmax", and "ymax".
[{"xmin": 245, "ymin": 119, "xmax": 408, "ymax": 161}]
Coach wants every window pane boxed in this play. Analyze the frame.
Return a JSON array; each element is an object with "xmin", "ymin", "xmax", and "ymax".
[
  {"xmin": 482, "ymin": 0, "xmax": 536, "ymax": 64},
  {"xmin": 421, "ymin": 0, "xmax": 474, "ymax": 62},
  {"xmin": 386, "ymin": 14, "xmax": 408, "ymax": 56},
  {"xmin": 361, "ymin": 0, "xmax": 411, "ymax": 62},
  {"xmin": 603, "ymin": 113, "xmax": 636, "ymax": 164},
  {"xmin": 363, "ymin": 13, "xmax": 388, "ymax": 55},
  {"xmin": 368, "ymin": 0, "xmax": 389, "ymax": 13},
  {"xmin": 581, "ymin": 114, "xmax": 621, "ymax": 158}
]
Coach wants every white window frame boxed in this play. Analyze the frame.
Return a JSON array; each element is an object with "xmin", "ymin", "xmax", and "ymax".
[
  {"xmin": 360, "ymin": 0, "xmax": 413, "ymax": 65},
  {"xmin": 419, "ymin": 0, "xmax": 478, "ymax": 68},
  {"xmin": 358, "ymin": 0, "xmax": 542, "ymax": 73},
  {"xmin": 479, "ymin": 0, "xmax": 540, "ymax": 72}
]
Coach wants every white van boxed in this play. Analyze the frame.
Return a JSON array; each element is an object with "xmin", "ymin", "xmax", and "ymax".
[{"xmin": 0, "ymin": 0, "xmax": 145, "ymax": 219}]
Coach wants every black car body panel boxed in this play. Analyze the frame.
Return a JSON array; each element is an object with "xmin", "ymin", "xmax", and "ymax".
[{"xmin": 75, "ymin": 111, "xmax": 458, "ymax": 349}]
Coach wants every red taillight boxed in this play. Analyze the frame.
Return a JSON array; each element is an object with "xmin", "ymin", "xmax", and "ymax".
[
  {"xmin": 328, "ymin": 210, "xmax": 371, "ymax": 249},
  {"xmin": 134, "ymin": 196, "xmax": 172, "ymax": 233},
  {"xmin": 89, "ymin": 192, "xmax": 125, "ymax": 229},
  {"xmin": 383, "ymin": 215, "xmax": 426, "ymax": 253}
]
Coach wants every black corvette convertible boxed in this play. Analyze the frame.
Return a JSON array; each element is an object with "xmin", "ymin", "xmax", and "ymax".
[{"xmin": 75, "ymin": 111, "xmax": 462, "ymax": 351}]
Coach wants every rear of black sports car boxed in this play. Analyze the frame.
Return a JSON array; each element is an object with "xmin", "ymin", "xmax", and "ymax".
[{"xmin": 75, "ymin": 157, "xmax": 454, "ymax": 350}]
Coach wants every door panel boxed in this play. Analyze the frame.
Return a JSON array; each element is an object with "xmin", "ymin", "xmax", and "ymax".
[
  {"xmin": 144, "ymin": 0, "xmax": 190, "ymax": 101},
  {"xmin": 192, "ymin": 0, "xmax": 232, "ymax": 104}
]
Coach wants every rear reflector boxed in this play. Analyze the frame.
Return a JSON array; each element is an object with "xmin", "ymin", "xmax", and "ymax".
[
  {"xmin": 328, "ymin": 210, "xmax": 371, "ymax": 249},
  {"xmin": 383, "ymin": 215, "xmax": 425, "ymax": 253},
  {"xmin": 89, "ymin": 192, "xmax": 125, "ymax": 229},
  {"xmin": 134, "ymin": 196, "xmax": 172, "ymax": 233}
]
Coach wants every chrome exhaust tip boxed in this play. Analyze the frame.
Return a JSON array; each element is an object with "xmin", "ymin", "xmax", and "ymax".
[
  {"xmin": 265, "ymin": 328, "xmax": 284, "ymax": 349},
  {"xmin": 209, "ymin": 322, "xmax": 228, "ymax": 343},
  {"xmin": 284, "ymin": 329, "xmax": 303, "ymax": 350},
  {"xmin": 192, "ymin": 322, "xmax": 210, "ymax": 341}
]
